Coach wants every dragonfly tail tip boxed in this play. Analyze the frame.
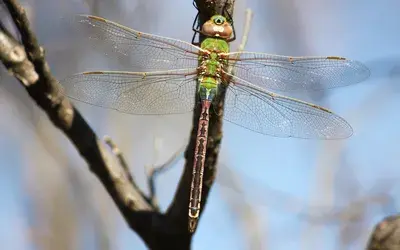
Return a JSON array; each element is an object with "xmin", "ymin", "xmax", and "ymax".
[{"xmin": 188, "ymin": 217, "xmax": 198, "ymax": 233}]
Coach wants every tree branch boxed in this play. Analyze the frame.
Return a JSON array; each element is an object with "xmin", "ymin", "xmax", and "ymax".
[
  {"xmin": 147, "ymin": 143, "xmax": 186, "ymax": 210},
  {"xmin": 104, "ymin": 135, "xmax": 134, "ymax": 185},
  {"xmin": 228, "ymin": 8, "xmax": 252, "ymax": 73},
  {"xmin": 1, "ymin": 0, "xmax": 154, "ymax": 234},
  {"xmin": 366, "ymin": 214, "xmax": 400, "ymax": 250}
]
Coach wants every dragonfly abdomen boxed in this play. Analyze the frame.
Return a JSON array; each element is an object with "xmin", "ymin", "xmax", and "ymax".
[{"xmin": 188, "ymin": 99, "xmax": 211, "ymax": 232}]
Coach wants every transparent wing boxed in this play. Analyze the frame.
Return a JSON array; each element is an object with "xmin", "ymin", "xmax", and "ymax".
[
  {"xmin": 224, "ymin": 52, "xmax": 370, "ymax": 92},
  {"xmin": 223, "ymin": 73, "xmax": 353, "ymax": 139},
  {"xmin": 59, "ymin": 69, "xmax": 198, "ymax": 115},
  {"xmin": 75, "ymin": 15, "xmax": 203, "ymax": 71}
]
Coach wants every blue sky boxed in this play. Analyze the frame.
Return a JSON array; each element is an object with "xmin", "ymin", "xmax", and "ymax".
[{"xmin": 1, "ymin": 0, "xmax": 400, "ymax": 249}]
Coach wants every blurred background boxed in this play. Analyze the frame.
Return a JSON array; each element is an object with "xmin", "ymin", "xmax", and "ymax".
[{"xmin": 0, "ymin": 0, "xmax": 400, "ymax": 249}]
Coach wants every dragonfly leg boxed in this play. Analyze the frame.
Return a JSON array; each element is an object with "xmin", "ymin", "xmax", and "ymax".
[
  {"xmin": 192, "ymin": 0, "xmax": 198, "ymax": 10},
  {"xmin": 225, "ymin": 10, "xmax": 236, "ymax": 42},
  {"xmin": 191, "ymin": 0, "xmax": 202, "ymax": 45},
  {"xmin": 191, "ymin": 12, "xmax": 202, "ymax": 45},
  {"xmin": 227, "ymin": 24, "xmax": 236, "ymax": 42}
]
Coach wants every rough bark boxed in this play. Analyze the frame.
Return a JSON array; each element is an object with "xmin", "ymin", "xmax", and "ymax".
[{"xmin": 366, "ymin": 215, "xmax": 400, "ymax": 250}]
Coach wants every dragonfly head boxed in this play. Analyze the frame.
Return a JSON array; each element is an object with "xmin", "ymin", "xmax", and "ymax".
[{"xmin": 201, "ymin": 15, "xmax": 233, "ymax": 40}]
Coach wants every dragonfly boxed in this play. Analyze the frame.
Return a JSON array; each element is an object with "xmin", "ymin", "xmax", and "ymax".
[{"xmin": 60, "ymin": 12, "xmax": 370, "ymax": 233}]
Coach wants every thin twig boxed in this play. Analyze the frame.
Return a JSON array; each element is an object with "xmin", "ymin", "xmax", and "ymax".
[
  {"xmin": 104, "ymin": 135, "xmax": 133, "ymax": 184},
  {"xmin": 0, "ymin": 24, "xmax": 38, "ymax": 86},
  {"xmin": 147, "ymin": 143, "xmax": 186, "ymax": 209},
  {"xmin": 3, "ymin": 0, "xmax": 59, "ymax": 94},
  {"xmin": 228, "ymin": 8, "xmax": 253, "ymax": 74},
  {"xmin": 103, "ymin": 135, "xmax": 154, "ymax": 209},
  {"xmin": 236, "ymin": 8, "xmax": 253, "ymax": 54}
]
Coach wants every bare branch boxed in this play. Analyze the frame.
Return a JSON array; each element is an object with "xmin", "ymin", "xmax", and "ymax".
[
  {"xmin": 228, "ymin": 8, "xmax": 253, "ymax": 73},
  {"xmin": 237, "ymin": 9, "xmax": 252, "ymax": 52},
  {"xmin": 104, "ymin": 135, "xmax": 133, "ymax": 184},
  {"xmin": 366, "ymin": 215, "xmax": 400, "ymax": 250},
  {"xmin": 103, "ymin": 135, "xmax": 154, "ymax": 208},
  {"xmin": 147, "ymin": 143, "xmax": 186, "ymax": 209},
  {"xmin": 1, "ymin": 0, "xmax": 154, "ymax": 232}
]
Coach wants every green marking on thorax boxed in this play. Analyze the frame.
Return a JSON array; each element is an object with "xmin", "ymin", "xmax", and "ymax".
[
  {"xmin": 201, "ymin": 37, "xmax": 230, "ymax": 53},
  {"xmin": 198, "ymin": 38, "xmax": 230, "ymax": 101}
]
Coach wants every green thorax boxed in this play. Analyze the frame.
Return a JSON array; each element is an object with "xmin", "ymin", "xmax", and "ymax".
[
  {"xmin": 201, "ymin": 37, "xmax": 230, "ymax": 53},
  {"xmin": 197, "ymin": 38, "xmax": 230, "ymax": 101}
]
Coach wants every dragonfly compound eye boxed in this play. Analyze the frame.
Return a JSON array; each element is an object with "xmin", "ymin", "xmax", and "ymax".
[{"xmin": 214, "ymin": 17, "xmax": 224, "ymax": 25}]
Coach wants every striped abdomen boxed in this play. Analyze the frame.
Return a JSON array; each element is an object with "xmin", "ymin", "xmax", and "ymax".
[{"xmin": 188, "ymin": 99, "xmax": 211, "ymax": 232}]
